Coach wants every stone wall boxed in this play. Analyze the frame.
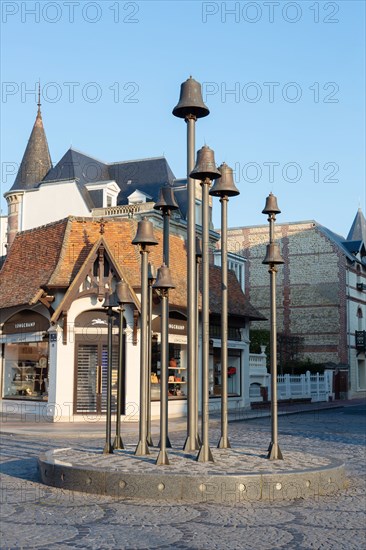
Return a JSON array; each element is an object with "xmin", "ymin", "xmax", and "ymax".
[{"xmin": 227, "ymin": 222, "xmax": 344, "ymax": 366}]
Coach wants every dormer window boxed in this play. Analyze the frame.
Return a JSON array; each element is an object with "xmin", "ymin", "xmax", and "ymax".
[{"xmin": 127, "ymin": 190, "xmax": 152, "ymax": 205}]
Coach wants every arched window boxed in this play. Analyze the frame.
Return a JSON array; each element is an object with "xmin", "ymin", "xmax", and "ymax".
[{"xmin": 357, "ymin": 307, "xmax": 363, "ymax": 330}]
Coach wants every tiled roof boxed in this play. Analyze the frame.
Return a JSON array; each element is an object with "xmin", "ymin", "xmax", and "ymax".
[
  {"xmin": 11, "ymin": 108, "xmax": 52, "ymax": 191},
  {"xmin": 41, "ymin": 148, "xmax": 184, "ymax": 216},
  {"xmin": 207, "ymin": 264, "xmax": 265, "ymax": 320},
  {"xmin": 0, "ymin": 218, "xmax": 68, "ymax": 308},
  {"xmin": 0, "ymin": 217, "xmax": 262, "ymax": 319},
  {"xmin": 347, "ymin": 208, "xmax": 366, "ymax": 243}
]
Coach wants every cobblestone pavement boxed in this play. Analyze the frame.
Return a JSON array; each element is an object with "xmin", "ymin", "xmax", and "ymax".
[{"xmin": 1, "ymin": 403, "xmax": 365, "ymax": 549}]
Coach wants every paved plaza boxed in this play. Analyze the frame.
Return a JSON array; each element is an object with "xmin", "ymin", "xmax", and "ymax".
[{"xmin": 1, "ymin": 402, "xmax": 365, "ymax": 549}]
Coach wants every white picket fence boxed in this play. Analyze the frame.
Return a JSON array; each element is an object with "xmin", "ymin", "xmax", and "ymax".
[{"xmin": 268, "ymin": 371, "xmax": 333, "ymax": 403}]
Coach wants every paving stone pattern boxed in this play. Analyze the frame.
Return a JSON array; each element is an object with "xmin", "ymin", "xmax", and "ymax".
[{"xmin": 1, "ymin": 405, "xmax": 365, "ymax": 549}]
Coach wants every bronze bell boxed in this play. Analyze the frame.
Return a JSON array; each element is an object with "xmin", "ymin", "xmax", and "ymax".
[
  {"xmin": 153, "ymin": 185, "xmax": 179, "ymax": 212},
  {"xmin": 102, "ymin": 291, "xmax": 119, "ymax": 308},
  {"xmin": 132, "ymin": 217, "xmax": 158, "ymax": 246},
  {"xmin": 172, "ymin": 76, "xmax": 209, "ymax": 119},
  {"xmin": 190, "ymin": 145, "xmax": 221, "ymax": 181},
  {"xmin": 115, "ymin": 281, "xmax": 134, "ymax": 304},
  {"xmin": 148, "ymin": 262, "xmax": 157, "ymax": 281},
  {"xmin": 262, "ymin": 243, "xmax": 284, "ymax": 265},
  {"xmin": 262, "ymin": 193, "xmax": 281, "ymax": 215},
  {"xmin": 153, "ymin": 264, "xmax": 175, "ymax": 290},
  {"xmin": 209, "ymin": 162, "xmax": 240, "ymax": 198}
]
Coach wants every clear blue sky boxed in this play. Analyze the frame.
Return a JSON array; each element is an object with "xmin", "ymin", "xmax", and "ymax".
[{"xmin": 1, "ymin": 0, "xmax": 365, "ymax": 238}]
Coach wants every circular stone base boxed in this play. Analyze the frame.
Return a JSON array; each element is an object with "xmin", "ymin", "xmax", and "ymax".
[{"xmin": 38, "ymin": 446, "xmax": 346, "ymax": 503}]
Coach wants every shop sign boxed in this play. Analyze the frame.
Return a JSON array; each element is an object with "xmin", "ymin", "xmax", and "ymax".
[
  {"xmin": 2, "ymin": 311, "xmax": 49, "ymax": 334},
  {"xmin": 151, "ymin": 316, "xmax": 187, "ymax": 335},
  {"xmin": 74, "ymin": 310, "xmax": 120, "ymax": 328}
]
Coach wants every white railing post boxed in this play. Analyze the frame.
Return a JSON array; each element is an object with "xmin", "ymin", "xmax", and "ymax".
[{"xmin": 306, "ymin": 371, "xmax": 311, "ymax": 399}]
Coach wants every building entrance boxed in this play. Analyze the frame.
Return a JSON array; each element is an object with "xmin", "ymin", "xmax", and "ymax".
[{"xmin": 75, "ymin": 338, "xmax": 122, "ymax": 414}]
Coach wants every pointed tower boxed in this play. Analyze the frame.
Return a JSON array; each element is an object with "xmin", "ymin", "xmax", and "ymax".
[
  {"xmin": 347, "ymin": 208, "xmax": 366, "ymax": 243},
  {"xmin": 5, "ymin": 86, "xmax": 52, "ymax": 248}
]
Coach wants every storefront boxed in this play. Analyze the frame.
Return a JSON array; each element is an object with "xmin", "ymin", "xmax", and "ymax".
[
  {"xmin": 1, "ymin": 310, "xmax": 50, "ymax": 402},
  {"xmin": 150, "ymin": 311, "xmax": 187, "ymax": 401}
]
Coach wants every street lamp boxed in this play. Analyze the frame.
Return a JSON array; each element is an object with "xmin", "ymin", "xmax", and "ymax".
[
  {"xmin": 113, "ymin": 281, "xmax": 134, "ymax": 450},
  {"xmin": 173, "ymin": 77, "xmax": 209, "ymax": 452},
  {"xmin": 132, "ymin": 217, "xmax": 158, "ymax": 456},
  {"xmin": 209, "ymin": 162, "xmax": 240, "ymax": 449},
  {"xmin": 147, "ymin": 262, "xmax": 157, "ymax": 447},
  {"xmin": 262, "ymin": 192, "xmax": 284, "ymax": 460},
  {"xmin": 102, "ymin": 291, "xmax": 119, "ymax": 454},
  {"xmin": 190, "ymin": 145, "xmax": 221, "ymax": 463},
  {"xmin": 153, "ymin": 264, "xmax": 175, "ymax": 465}
]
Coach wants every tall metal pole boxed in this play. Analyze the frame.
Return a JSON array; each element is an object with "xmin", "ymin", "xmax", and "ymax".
[
  {"xmin": 196, "ymin": 247, "xmax": 202, "ymax": 447},
  {"xmin": 146, "ymin": 273, "xmax": 154, "ymax": 447},
  {"xmin": 262, "ymin": 193, "xmax": 283, "ymax": 460},
  {"xmin": 156, "ymin": 288, "xmax": 170, "ymax": 465},
  {"xmin": 184, "ymin": 115, "xmax": 200, "ymax": 452},
  {"xmin": 113, "ymin": 304, "xmax": 125, "ymax": 450},
  {"xmin": 103, "ymin": 306, "xmax": 113, "ymax": 454},
  {"xmin": 197, "ymin": 178, "xmax": 214, "ymax": 462},
  {"xmin": 267, "ymin": 212, "xmax": 283, "ymax": 460},
  {"xmin": 218, "ymin": 195, "xmax": 230, "ymax": 449},
  {"xmin": 135, "ymin": 246, "xmax": 150, "ymax": 456}
]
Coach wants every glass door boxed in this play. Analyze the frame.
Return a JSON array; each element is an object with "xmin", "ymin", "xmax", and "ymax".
[{"xmin": 75, "ymin": 340, "xmax": 119, "ymax": 414}]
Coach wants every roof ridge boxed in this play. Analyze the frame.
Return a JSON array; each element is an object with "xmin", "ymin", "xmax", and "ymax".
[
  {"xmin": 67, "ymin": 147, "xmax": 108, "ymax": 164},
  {"xmin": 109, "ymin": 156, "xmax": 167, "ymax": 166}
]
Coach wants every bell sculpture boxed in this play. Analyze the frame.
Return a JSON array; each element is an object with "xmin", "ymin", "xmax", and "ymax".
[
  {"xmin": 153, "ymin": 264, "xmax": 175, "ymax": 466},
  {"xmin": 262, "ymin": 192, "xmax": 284, "ymax": 461},
  {"xmin": 262, "ymin": 192, "xmax": 281, "ymax": 215},
  {"xmin": 190, "ymin": 145, "xmax": 221, "ymax": 182},
  {"xmin": 210, "ymin": 162, "xmax": 240, "ymax": 198},
  {"xmin": 133, "ymin": 218, "xmax": 158, "ymax": 457},
  {"xmin": 153, "ymin": 263, "xmax": 175, "ymax": 289},
  {"xmin": 132, "ymin": 217, "xmax": 158, "ymax": 246},
  {"xmin": 173, "ymin": 77, "xmax": 210, "ymax": 453},
  {"xmin": 209, "ymin": 162, "xmax": 240, "ymax": 450},
  {"xmin": 154, "ymin": 185, "xmax": 179, "ymax": 212},
  {"xmin": 262, "ymin": 243, "xmax": 284, "ymax": 265},
  {"xmin": 172, "ymin": 76, "xmax": 209, "ymax": 119},
  {"xmin": 190, "ymin": 144, "xmax": 221, "ymax": 462}
]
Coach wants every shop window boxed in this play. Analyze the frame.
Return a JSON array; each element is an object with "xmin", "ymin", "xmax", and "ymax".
[
  {"xmin": 151, "ymin": 340, "xmax": 187, "ymax": 400},
  {"xmin": 210, "ymin": 347, "xmax": 241, "ymax": 397},
  {"xmin": 3, "ymin": 342, "xmax": 49, "ymax": 400}
]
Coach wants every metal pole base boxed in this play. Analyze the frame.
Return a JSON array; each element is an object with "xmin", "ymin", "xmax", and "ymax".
[
  {"xmin": 156, "ymin": 449, "xmax": 170, "ymax": 466},
  {"xmin": 196, "ymin": 444, "xmax": 214, "ymax": 463},
  {"xmin": 103, "ymin": 442, "xmax": 113, "ymax": 454},
  {"xmin": 267, "ymin": 442, "xmax": 283, "ymax": 460},
  {"xmin": 158, "ymin": 436, "xmax": 172, "ymax": 449},
  {"xmin": 113, "ymin": 436, "xmax": 124, "ymax": 450},
  {"xmin": 135, "ymin": 440, "xmax": 150, "ymax": 456},
  {"xmin": 183, "ymin": 434, "xmax": 200, "ymax": 452},
  {"xmin": 147, "ymin": 435, "xmax": 154, "ymax": 447},
  {"xmin": 217, "ymin": 436, "xmax": 231, "ymax": 449}
]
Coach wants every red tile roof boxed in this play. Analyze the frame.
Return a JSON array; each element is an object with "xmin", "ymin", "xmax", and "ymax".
[{"xmin": 0, "ymin": 216, "xmax": 264, "ymax": 320}]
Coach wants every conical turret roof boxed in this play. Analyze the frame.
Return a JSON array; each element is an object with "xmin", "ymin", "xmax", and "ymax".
[
  {"xmin": 347, "ymin": 208, "xmax": 366, "ymax": 243},
  {"xmin": 10, "ymin": 101, "xmax": 52, "ymax": 191}
]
